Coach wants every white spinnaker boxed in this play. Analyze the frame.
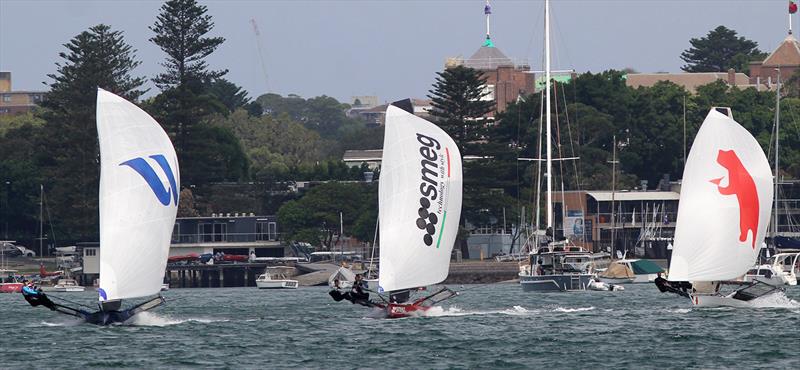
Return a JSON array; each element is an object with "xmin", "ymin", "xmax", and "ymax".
[
  {"xmin": 378, "ymin": 106, "xmax": 462, "ymax": 292},
  {"xmin": 669, "ymin": 109, "xmax": 773, "ymax": 282},
  {"xmin": 97, "ymin": 88, "xmax": 179, "ymax": 302}
]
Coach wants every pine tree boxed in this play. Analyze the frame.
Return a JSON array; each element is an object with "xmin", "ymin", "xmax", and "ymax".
[
  {"xmin": 150, "ymin": 0, "xmax": 227, "ymax": 90},
  {"xmin": 148, "ymin": 0, "xmax": 248, "ymax": 186},
  {"xmin": 680, "ymin": 25, "xmax": 766, "ymax": 73},
  {"xmin": 38, "ymin": 24, "xmax": 145, "ymax": 241},
  {"xmin": 427, "ymin": 65, "xmax": 495, "ymax": 153}
]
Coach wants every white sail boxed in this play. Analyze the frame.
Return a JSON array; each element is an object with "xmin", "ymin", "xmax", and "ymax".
[
  {"xmin": 97, "ymin": 88, "xmax": 179, "ymax": 302},
  {"xmin": 669, "ymin": 108, "xmax": 773, "ymax": 282},
  {"xmin": 378, "ymin": 106, "xmax": 462, "ymax": 292}
]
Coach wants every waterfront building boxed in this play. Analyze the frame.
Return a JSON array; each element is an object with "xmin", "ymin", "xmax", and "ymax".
[
  {"xmin": 749, "ymin": 32, "xmax": 800, "ymax": 87},
  {"xmin": 625, "ymin": 69, "xmax": 756, "ymax": 93},
  {"xmin": 553, "ymin": 189, "xmax": 680, "ymax": 259},
  {"xmin": 443, "ymin": 3, "xmax": 534, "ymax": 116},
  {"xmin": 170, "ymin": 214, "xmax": 285, "ymax": 258},
  {"xmin": 0, "ymin": 71, "xmax": 47, "ymax": 115}
]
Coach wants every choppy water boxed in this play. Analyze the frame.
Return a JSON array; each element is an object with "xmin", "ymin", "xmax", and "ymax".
[{"xmin": 1, "ymin": 283, "xmax": 799, "ymax": 369}]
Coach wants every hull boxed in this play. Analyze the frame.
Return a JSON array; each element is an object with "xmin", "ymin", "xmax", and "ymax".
[
  {"xmin": 519, "ymin": 274, "xmax": 594, "ymax": 292},
  {"xmin": 690, "ymin": 282, "xmax": 784, "ymax": 307},
  {"xmin": 596, "ymin": 277, "xmax": 635, "ymax": 284},
  {"xmin": 0, "ymin": 283, "xmax": 22, "ymax": 293},
  {"xmin": 256, "ymin": 280, "xmax": 298, "ymax": 289},
  {"xmin": 386, "ymin": 302, "xmax": 431, "ymax": 318}
]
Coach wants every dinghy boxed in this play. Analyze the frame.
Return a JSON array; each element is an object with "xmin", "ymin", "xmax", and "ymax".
[
  {"xmin": 668, "ymin": 107, "xmax": 781, "ymax": 307},
  {"xmin": 31, "ymin": 89, "xmax": 179, "ymax": 324},
  {"xmin": 328, "ymin": 103, "xmax": 462, "ymax": 318},
  {"xmin": 375, "ymin": 104, "xmax": 463, "ymax": 317}
]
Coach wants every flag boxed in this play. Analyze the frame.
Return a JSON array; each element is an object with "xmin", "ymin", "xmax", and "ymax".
[{"xmin": 791, "ymin": 1, "xmax": 798, "ymax": 14}]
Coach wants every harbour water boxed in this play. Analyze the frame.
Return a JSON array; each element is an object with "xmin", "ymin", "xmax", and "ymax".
[{"xmin": 1, "ymin": 284, "xmax": 799, "ymax": 369}]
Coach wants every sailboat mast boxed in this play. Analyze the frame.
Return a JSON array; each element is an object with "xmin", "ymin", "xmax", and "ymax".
[
  {"xmin": 39, "ymin": 184, "xmax": 43, "ymax": 261},
  {"xmin": 545, "ymin": 0, "xmax": 553, "ymax": 229},
  {"xmin": 610, "ymin": 135, "xmax": 617, "ymax": 254},
  {"xmin": 774, "ymin": 71, "xmax": 780, "ymax": 236}
]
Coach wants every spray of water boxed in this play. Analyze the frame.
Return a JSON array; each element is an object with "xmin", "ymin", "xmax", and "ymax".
[{"xmin": 128, "ymin": 312, "xmax": 227, "ymax": 326}]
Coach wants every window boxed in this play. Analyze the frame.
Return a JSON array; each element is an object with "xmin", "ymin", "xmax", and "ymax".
[
  {"xmin": 2, "ymin": 95, "xmax": 10, "ymax": 102},
  {"xmin": 268, "ymin": 222, "xmax": 277, "ymax": 241},
  {"xmin": 85, "ymin": 249, "xmax": 96, "ymax": 257},
  {"xmin": 171, "ymin": 223, "xmax": 180, "ymax": 243}
]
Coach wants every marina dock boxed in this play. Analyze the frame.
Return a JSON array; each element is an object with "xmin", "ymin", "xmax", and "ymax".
[{"xmin": 164, "ymin": 261, "xmax": 521, "ymax": 288}]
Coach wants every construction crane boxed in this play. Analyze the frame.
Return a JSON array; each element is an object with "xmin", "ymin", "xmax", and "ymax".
[{"xmin": 250, "ymin": 18, "xmax": 270, "ymax": 93}]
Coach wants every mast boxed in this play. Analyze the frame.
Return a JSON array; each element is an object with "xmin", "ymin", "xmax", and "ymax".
[
  {"xmin": 773, "ymin": 70, "xmax": 781, "ymax": 236},
  {"xmin": 545, "ymin": 0, "xmax": 553, "ymax": 229},
  {"xmin": 610, "ymin": 136, "xmax": 618, "ymax": 254},
  {"xmin": 485, "ymin": 1, "xmax": 491, "ymax": 39},
  {"xmin": 39, "ymin": 184, "xmax": 43, "ymax": 261}
]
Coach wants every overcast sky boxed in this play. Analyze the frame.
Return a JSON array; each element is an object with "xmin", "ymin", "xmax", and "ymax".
[{"xmin": 0, "ymin": 0, "xmax": 795, "ymax": 103}]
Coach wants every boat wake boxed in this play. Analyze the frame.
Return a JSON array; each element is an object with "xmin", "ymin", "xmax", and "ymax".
[
  {"xmin": 127, "ymin": 312, "xmax": 228, "ymax": 326},
  {"xmin": 417, "ymin": 305, "xmax": 595, "ymax": 318},
  {"xmin": 749, "ymin": 291, "xmax": 800, "ymax": 309}
]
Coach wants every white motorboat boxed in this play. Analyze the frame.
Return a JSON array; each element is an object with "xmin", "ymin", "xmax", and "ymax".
[
  {"xmin": 41, "ymin": 278, "xmax": 85, "ymax": 293},
  {"xmin": 256, "ymin": 267, "xmax": 298, "ymax": 289},
  {"xmin": 743, "ymin": 252, "xmax": 800, "ymax": 286}
]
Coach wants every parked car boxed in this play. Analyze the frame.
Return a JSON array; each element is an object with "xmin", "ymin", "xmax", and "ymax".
[
  {"xmin": 15, "ymin": 246, "xmax": 36, "ymax": 257},
  {"xmin": 0, "ymin": 242, "xmax": 23, "ymax": 257}
]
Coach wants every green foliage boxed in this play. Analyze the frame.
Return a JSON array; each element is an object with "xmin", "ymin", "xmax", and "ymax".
[
  {"xmin": 680, "ymin": 25, "xmax": 766, "ymax": 73},
  {"xmin": 150, "ymin": 0, "xmax": 227, "ymax": 90},
  {"xmin": 37, "ymin": 24, "xmax": 145, "ymax": 241},
  {"xmin": 427, "ymin": 65, "xmax": 495, "ymax": 153},
  {"xmin": 0, "ymin": 123, "xmax": 45, "ymax": 241},
  {"xmin": 0, "ymin": 112, "xmax": 44, "ymax": 138},
  {"xmin": 178, "ymin": 123, "xmax": 249, "ymax": 185},
  {"xmin": 253, "ymin": 92, "xmax": 384, "ymax": 160},
  {"xmin": 207, "ymin": 78, "xmax": 252, "ymax": 113},
  {"xmin": 277, "ymin": 182, "xmax": 377, "ymax": 248}
]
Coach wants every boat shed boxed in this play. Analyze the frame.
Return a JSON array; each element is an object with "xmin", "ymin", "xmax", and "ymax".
[{"xmin": 553, "ymin": 190, "xmax": 680, "ymax": 258}]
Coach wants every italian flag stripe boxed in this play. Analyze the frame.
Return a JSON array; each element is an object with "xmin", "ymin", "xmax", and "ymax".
[{"xmin": 436, "ymin": 211, "xmax": 448, "ymax": 249}]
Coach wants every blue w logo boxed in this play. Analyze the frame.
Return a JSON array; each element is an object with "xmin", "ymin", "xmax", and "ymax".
[{"xmin": 119, "ymin": 155, "xmax": 178, "ymax": 206}]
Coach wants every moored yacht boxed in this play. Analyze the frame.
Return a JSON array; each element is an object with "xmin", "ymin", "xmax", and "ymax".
[{"xmin": 519, "ymin": 244, "xmax": 605, "ymax": 292}]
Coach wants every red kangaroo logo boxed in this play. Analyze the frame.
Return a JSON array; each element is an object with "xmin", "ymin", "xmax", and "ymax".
[{"xmin": 709, "ymin": 150, "xmax": 760, "ymax": 249}]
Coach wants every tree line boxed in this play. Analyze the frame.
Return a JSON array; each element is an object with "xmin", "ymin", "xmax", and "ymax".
[{"xmin": 1, "ymin": 15, "xmax": 797, "ymax": 252}]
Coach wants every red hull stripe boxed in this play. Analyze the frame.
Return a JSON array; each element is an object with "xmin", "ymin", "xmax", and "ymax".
[{"xmin": 445, "ymin": 147, "xmax": 451, "ymax": 177}]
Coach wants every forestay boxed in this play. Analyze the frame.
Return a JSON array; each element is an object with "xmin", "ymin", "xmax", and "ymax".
[
  {"xmin": 669, "ymin": 108, "xmax": 773, "ymax": 282},
  {"xmin": 97, "ymin": 88, "xmax": 180, "ymax": 302},
  {"xmin": 378, "ymin": 106, "xmax": 462, "ymax": 292}
]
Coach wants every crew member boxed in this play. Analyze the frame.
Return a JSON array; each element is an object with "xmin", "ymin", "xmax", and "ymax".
[
  {"xmin": 21, "ymin": 280, "xmax": 56, "ymax": 310},
  {"xmin": 654, "ymin": 273, "xmax": 689, "ymax": 298},
  {"xmin": 351, "ymin": 274, "xmax": 369, "ymax": 302},
  {"xmin": 329, "ymin": 279, "xmax": 348, "ymax": 302}
]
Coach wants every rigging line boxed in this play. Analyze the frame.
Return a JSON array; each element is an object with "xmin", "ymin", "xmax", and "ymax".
[
  {"xmin": 553, "ymin": 81, "xmax": 567, "ymax": 232},
  {"xmin": 560, "ymin": 77, "xmax": 580, "ymax": 189},
  {"xmin": 47, "ymin": 294, "xmax": 95, "ymax": 310},
  {"xmin": 43, "ymin": 189, "xmax": 57, "ymax": 249},
  {"xmin": 534, "ymin": 89, "xmax": 545, "ymax": 245}
]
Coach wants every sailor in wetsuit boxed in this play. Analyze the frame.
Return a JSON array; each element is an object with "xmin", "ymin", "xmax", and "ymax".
[
  {"xmin": 654, "ymin": 273, "xmax": 690, "ymax": 298},
  {"xmin": 328, "ymin": 275, "xmax": 375, "ymax": 307},
  {"xmin": 350, "ymin": 274, "xmax": 370, "ymax": 303},
  {"xmin": 21, "ymin": 280, "xmax": 57, "ymax": 310}
]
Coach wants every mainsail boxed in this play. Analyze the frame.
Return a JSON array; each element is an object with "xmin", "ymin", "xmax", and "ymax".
[
  {"xmin": 669, "ymin": 108, "xmax": 773, "ymax": 282},
  {"xmin": 97, "ymin": 89, "xmax": 179, "ymax": 302},
  {"xmin": 378, "ymin": 106, "xmax": 462, "ymax": 292}
]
